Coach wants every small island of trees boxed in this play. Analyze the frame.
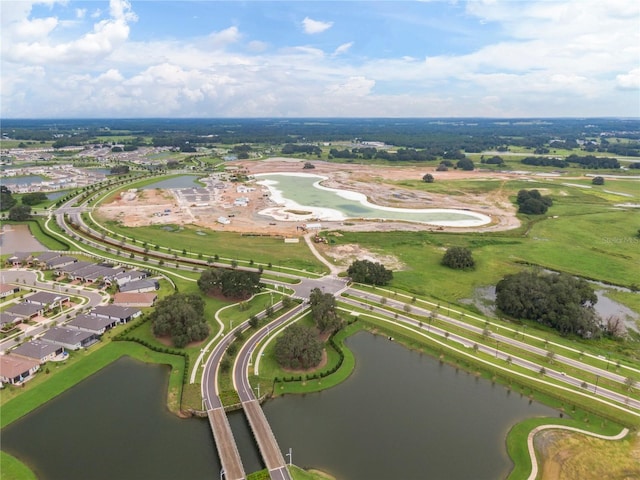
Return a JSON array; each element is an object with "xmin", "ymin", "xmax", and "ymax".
[
  {"xmin": 150, "ymin": 293, "xmax": 209, "ymax": 348},
  {"xmin": 347, "ymin": 259, "xmax": 393, "ymax": 286},
  {"xmin": 496, "ymin": 270, "xmax": 600, "ymax": 337}
]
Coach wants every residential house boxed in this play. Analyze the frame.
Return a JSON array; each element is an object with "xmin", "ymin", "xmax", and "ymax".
[
  {"xmin": 6, "ymin": 252, "xmax": 31, "ymax": 267},
  {"xmin": 118, "ymin": 279, "xmax": 158, "ymax": 294},
  {"xmin": 46, "ymin": 255, "xmax": 78, "ymax": 270},
  {"xmin": 0, "ymin": 312, "xmax": 24, "ymax": 329},
  {"xmin": 0, "ymin": 355, "xmax": 40, "ymax": 385},
  {"xmin": 25, "ymin": 291, "xmax": 70, "ymax": 310},
  {"xmin": 90, "ymin": 305, "xmax": 141, "ymax": 324},
  {"xmin": 31, "ymin": 251, "xmax": 62, "ymax": 268},
  {"xmin": 67, "ymin": 314, "xmax": 117, "ymax": 335},
  {"xmin": 114, "ymin": 270, "xmax": 149, "ymax": 287},
  {"xmin": 55, "ymin": 260, "xmax": 91, "ymax": 277},
  {"xmin": 40, "ymin": 326, "xmax": 98, "ymax": 350},
  {"xmin": 12, "ymin": 340, "xmax": 64, "ymax": 363},
  {"xmin": 0, "ymin": 283, "xmax": 20, "ymax": 298},
  {"xmin": 5, "ymin": 303, "xmax": 43, "ymax": 320},
  {"xmin": 113, "ymin": 292, "xmax": 157, "ymax": 308}
]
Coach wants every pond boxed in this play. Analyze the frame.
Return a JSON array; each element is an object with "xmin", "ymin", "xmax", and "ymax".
[
  {"xmin": 1, "ymin": 175, "xmax": 46, "ymax": 186},
  {"xmin": 255, "ymin": 173, "xmax": 491, "ymax": 227},
  {"xmin": 142, "ymin": 175, "xmax": 204, "ymax": 190},
  {"xmin": 2, "ymin": 334, "xmax": 558, "ymax": 480},
  {"xmin": 0, "ymin": 224, "xmax": 48, "ymax": 254}
]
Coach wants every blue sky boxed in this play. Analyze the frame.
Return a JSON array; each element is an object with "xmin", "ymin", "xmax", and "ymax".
[{"xmin": 2, "ymin": 0, "xmax": 639, "ymax": 118}]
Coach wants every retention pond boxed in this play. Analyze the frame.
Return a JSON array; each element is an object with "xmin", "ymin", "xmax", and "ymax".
[{"xmin": 2, "ymin": 333, "xmax": 558, "ymax": 479}]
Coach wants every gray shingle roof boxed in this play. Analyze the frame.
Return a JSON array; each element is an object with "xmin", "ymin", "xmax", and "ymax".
[
  {"xmin": 12, "ymin": 340, "xmax": 62, "ymax": 360},
  {"xmin": 41, "ymin": 327, "xmax": 95, "ymax": 346},
  {"xmin": 68, "ymin": 314, "xmax": 116, "ymax": 332}
]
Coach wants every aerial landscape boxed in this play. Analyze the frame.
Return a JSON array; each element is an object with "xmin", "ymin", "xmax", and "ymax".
[{"xmin": 1, "ymin": 1, "xmax": 639, "ymax": 480}]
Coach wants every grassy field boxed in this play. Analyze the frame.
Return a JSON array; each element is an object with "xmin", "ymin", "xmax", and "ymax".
[
  {"xmin": 0, "ymin": 451, "xmax": 38, "ymax": 480},
  {"xmin": 95, "ymin": 219, "xmax": 326, "ymax": 273}
]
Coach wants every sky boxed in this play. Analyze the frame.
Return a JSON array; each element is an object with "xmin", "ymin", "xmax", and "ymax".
[{"xmin": 1, "ymin": 0, "xmax": 639, "ymax": 118}]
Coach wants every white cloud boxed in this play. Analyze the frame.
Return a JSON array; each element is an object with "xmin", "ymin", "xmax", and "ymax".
[
  {"xmin": 75, "ymin": 8, "xmax": 86, "ymax": 19},
  {"xmin": 333, "ymin": 42, "xmax": 353, "ymax": 56},
  {"xmin": 616, "ymin": 68, "xmax": 640, "ymax": 90},
  {"xmin": 2, "ymin": 0, "xmax": 137, "ymax": 65},
  {"xmin": 1, "ymin": 0, "xmax": 638, "ymax": 118},
  {"xmin": 302, "ymin": 16, "xmax": 333, "ymax": 34}
]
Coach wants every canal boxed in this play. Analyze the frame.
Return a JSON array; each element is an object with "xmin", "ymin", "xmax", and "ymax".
[{"xmin": 2, "ymin": 332, "xmax": 558, "ymax": 479}]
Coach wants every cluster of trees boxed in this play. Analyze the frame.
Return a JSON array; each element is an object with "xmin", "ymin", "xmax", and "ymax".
[
  {"xmin": 521, "ymin": 156, "xmax": 568, "ymax": 168},
  {"xmin": 274, "ymin": 324, "xmax": 323, "ymax": 370},
  {"xmin": 1, "ymin": 186, "xmax": 17, "ymax": 211},
  {"xmin": 565, "ymin": 154, "xmax": 619, "ymax": 169},
  {"xmin": 423, "ymin": 173, "xmax": 435, "ymax": 183},
  {"xmin": 517, "ymin": 189, "xmax": 553, "ymax": 215},
  {"xmin": 281, "ymin": 144, "xmax": 322, "ymax": 156},
  {"xmin": 110, "ymin": 165, "xmax": 130, "ymax": 175},
  {"xmin": 495, "ymin": 271, "xmax": 600, "ymax": 337},
  {"xmin": 347, "ymin": 259, "xmax": 393, "ymax": 286},
  {"xmin": 456, "ymin": 158, "xmax": 475, "ymax": 171},
  {"xmin": 150, "ymin": 293, "xmax": 209, "ymax": 348},
  {"xmin": 0, "ymin": 186, "xmax": 35, "ymax": 221},
  {"xmin": 441, "ymin": 247, "xmax": 475, "ymax": 270},
  {"xmin": 274, "ymin": 288, "xmax": 345, "ymax": 370},
  {"xmin": 479, "ymin": 155, "xmax": 505, "ymax": 165},
  {"xmin": 21, "ymin": 192, "xmax": 47, "ymax": 206},
  {"xmin": 309, "ymin": 288, "xmax": 342, "ymax": 333},
  {"xmin": 197, "ymin": 268, "xmax": 262, "ymax": 299}
]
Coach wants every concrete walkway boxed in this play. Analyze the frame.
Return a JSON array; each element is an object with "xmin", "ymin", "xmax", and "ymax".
[{"xmin": 526, "ymin": 425, "xmax": 629, "ymax": 480}]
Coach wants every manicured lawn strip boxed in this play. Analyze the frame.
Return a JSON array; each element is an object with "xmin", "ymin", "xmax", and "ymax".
[
  {"xmin": 92, "ymin": 218, "xmax": 326, "ymax": 274},
  {"xmin": 289, "ymin": 465, "xmax": 336, "ymax": 480},
  {"xmin": 217, "ymin": 292, "xmax": 283, "ymax": 329},
  {"xmin": 0, "ymin": 341, "xmax": 184, "ymax": 429},
  {"xmin": 0, "ymin": 451, "xmax": 37, "ymax": 480}
]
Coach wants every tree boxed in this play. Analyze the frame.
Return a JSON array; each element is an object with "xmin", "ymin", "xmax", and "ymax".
[
  {"xmin": 422, "ymin": 173, "xmax": 435, "ymax": 183},
  {"xmin": 150, "ymin": 293, "xmax": 209, "ymax": 348},
  {"xmin": 516, "ymin": 189, "xmax": 553, "ymax": 215},
  {"xmin": 198, "ymin": 268, "xmax": 261, "ymax": 299},
  {"xmin": 275, "ymin": 324, "xmax": 322, "ymax": 370},
  {"xmin": 441, "ymin": 246, "xmax": 475, "ymax": 270},
  {"xmin": 456, "ymin": 158, "xmax": 475, "ymax": 171},
  {"xmin": 591, "ymin": 176, "xmax": 605, "ymax": 185},
  {"xmin": 347, "ymin": 259, "xmax": 393, "ymax": 286},
  {"xmin": 8, "ymin": 204, "xmax": 32, "ymax": 221},
  {"xmin": 21, "ymin": 192, "xmax": 48, "ymax": 206},
  {"xmin": 309, "ymin": 288, "xmax": 342, "ymax": 333},
  {"xmin": 303, "ymin": 162, "xmax": 316, "ymax": 169},
  {"xmin": 436, "ymin": 163, "xmax": 449, "ymax": 172},
  {"xmin": 0, "ymin": 186, "xmax": 16, "ymax": 211},
  {"xmin": 495, "ymin": 270, "xmax": 599, "ymax": 337}
]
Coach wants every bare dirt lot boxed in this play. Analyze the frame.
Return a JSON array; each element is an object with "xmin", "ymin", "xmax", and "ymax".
[{"xmin": 95, "ymin": 158, "xmax": 521, "ymax": 237}]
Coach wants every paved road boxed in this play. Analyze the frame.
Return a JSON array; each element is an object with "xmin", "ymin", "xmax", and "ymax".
[{"xmin": 341, "ymin": 291, "xmax": 640, "ymax": 412}]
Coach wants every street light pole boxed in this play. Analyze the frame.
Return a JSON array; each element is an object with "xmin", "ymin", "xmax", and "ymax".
[
  {"xmin": 594, "ymin": 375, "xmax": 600, "ymax": 395},
  {"xmin": 286, "ymin": 447, "xmax": 292, "ymax": 466}
]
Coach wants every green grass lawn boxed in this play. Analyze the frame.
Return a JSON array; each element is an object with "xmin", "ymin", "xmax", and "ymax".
[{"xmin": 0, "ymin": 451, "xmax": 38, "ymax": 480}]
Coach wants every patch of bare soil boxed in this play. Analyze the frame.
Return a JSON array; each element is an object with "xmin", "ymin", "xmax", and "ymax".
[
  {"xmin": 319, "ymin": 243, "xmax": 405, "ymax": 270},
  {"xmin": 96, "ymin": 158, "xmax": 523, "ymax": 235}
]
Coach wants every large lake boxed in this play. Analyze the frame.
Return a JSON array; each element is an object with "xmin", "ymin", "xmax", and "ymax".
[
  {"xmin": 256, "ymin": 173, "xmax": 491, "ymax": 226},
  {"xmin": 2, "ymin": 333, "xmax": 558, "ymax": 479}
]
